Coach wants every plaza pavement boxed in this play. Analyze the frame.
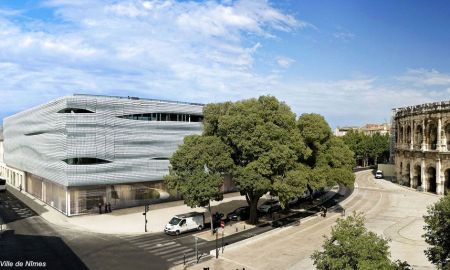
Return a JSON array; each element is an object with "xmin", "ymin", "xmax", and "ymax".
[
  {"xmin": 6, "ymin": 184, "xmax": 339, "ymax": 237},
  {"xmin": 6, "ymin": 180, "xmax": 339, "ymax": 235},
  {"xmin": 174, "ymin": 170, "xmax": 441, "ymax": 270},
  {"xmin": 6, "ymin": 185, "xmax": 249, "ymax": 234}
]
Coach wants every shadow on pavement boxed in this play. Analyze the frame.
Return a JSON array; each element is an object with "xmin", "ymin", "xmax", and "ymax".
[
  {"xmin": 0, "ymin": 191, "xmax": 37, "ymax": 224},
  {"xmin": 0, "ymin": 230, "xmax": 88, "ymax": 270}
]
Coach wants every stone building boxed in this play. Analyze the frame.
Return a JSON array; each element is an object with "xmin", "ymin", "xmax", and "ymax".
[
  {"xmin": 393, "ymin": 101, "xmax": 450, "ymax": 195},
  {"xmin": 334, "ymin": 123, "xmax": 390, "ymax": 137}
]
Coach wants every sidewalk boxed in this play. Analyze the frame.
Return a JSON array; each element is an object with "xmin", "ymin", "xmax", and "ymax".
[
  {"xmin": 6, "ymin": 183, "xmax": 341, "ymax": 235},
  {"xmin": 6, "ymin": 184, "xmax": 248, "ymax": 234}
]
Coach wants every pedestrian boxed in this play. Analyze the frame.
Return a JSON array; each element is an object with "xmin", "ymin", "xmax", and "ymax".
[
  {"xmin": 19, "ymin": 184, "xmax": 22, "ymax": 192},
  {"xmin": 104, "ymin": 203, "xmax": 108, "ymax": 213},
  {"xmin": 98, "ymin": 202, "xmax": 102, "ymax": 214},
  {"xmin": 107, "ymin": 202, "xmax": 112, "ymax": 213},
  {"xmin": 323, "ymin": 206, "xmax": 327, "ymax": 218}
]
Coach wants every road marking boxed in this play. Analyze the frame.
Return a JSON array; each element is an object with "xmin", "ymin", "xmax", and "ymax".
[
  {"xmin": 155, "ymin": 241, "xmax": 176, "ymax": 247},
  {"xmin": 144, "ymin": 243, "xmax": 181, "ymax": 252},
  {"xmin": 165, "ymin": 251, "xmax": 196, "ymax": 262},
  {"xmin": 126, "ymin": 237, "xmax": 166, "ymax": 245},
  {"xmin": 156, "ymin": 246, "xmax": 193, "ymax": 256}
]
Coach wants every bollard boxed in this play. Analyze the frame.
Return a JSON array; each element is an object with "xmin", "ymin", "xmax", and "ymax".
[{"xmin": 243, "ymin": 225, "xmax": 245, "ymax": 230}]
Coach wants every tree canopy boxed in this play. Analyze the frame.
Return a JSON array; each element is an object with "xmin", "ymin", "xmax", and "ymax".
[
  {"xmin": 312, "ymin": 212, "xmax": 410, "ymax": 270},
  {"xmin": 342, "ymin": 130, "xmax": 390, "ymax": 167},
  {"xmin": 166, "ymin": 96, "xmax": 355, "ymax": 224},
  {"xmin": 164, "ymin": 135, "xmax": 235, "ymax": 232},
  {"xmin": 215, "ymin": 96, "xmax": 307, "ymax": 223},
  {"xmin": 423, "ymin": 194, "xmax": 450, "ymax": 269},
  {"xmin": 297, "ymin": 114, "xmax": 355, "ymax": 193}
]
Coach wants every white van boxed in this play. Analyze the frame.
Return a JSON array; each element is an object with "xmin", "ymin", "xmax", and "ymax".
[
  {"xmin": 375, "ymin": 170, "xmax": 383, "ymax": 179},
  {"xmin": 0, "ymin": 178, "xmax": 6, "ymax": 192},
  {"xmin": 164, "ymin": 212, "xmax": 204, "ymax": 235}
]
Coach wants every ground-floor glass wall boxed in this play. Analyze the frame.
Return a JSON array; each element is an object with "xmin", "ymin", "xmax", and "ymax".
[
  {"xmin": 26, "ymin": 172, "xmax": 67, "ymax": 215},
  {"xmin": 68, "ymin": 181, "xmax": 180, "ymax": 215}
]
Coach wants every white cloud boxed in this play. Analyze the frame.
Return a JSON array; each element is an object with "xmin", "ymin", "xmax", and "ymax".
[
  {"xmin": 0, "ymin": 1, "xmax": 449, "ymax": 129},
  {"xmin": 396, "ymin": 68, "xmax": 450, "ymax": 86},
  {"xmin": 0, "ymin": 0, "xmax": 305, "ymax": 119},
  {"xmin": 274, "ymin": 73, "xmax": 450, "ymax": 127},
  {"xmin": 276, "ymin": 56, "xmax": 295, "ymax": 68}
]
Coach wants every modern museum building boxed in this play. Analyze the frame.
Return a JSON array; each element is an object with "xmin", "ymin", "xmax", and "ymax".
[{"xmin": 0, "ymin": 94, "xmax": 207, "ymax": 216}]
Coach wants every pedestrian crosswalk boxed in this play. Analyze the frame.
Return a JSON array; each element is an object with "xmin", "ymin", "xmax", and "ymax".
[
  {"xmin": 118, "ymin": 234, "xmax": 199, "ymax": 265},
  {"xmin": 0, "ymin": 193, "xmax": 35, "ymax": 219}
]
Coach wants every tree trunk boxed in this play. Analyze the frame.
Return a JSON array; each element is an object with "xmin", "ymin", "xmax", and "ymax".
[
  {"xmin": 307, "ymin": 185, "xmax": 314, "ymax": 202},
  {"xmin": 208, "ymin": 201, "xmax": 214, "ymax": 234},
  {"xmin": 248, "ymin": 197, "xmax": 259, "ymax": 225}
]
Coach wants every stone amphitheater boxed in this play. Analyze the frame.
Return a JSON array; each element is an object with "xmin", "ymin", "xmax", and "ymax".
[{"xmin": 393, "ymin": 101, "xmax": 450, "ymax": 195}]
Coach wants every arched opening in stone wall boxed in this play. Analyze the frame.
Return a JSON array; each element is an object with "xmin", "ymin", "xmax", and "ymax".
[
  {"xmin": 445, "ymin": 124, "xmax": 450, "ymax": 151},
  {"xmin": 406, "ymin": 126, "xmax": 411, "ymax": 144},
  {"xmin": 399, "ymin": 126, "xmax": 404, "ymax": 143},
  {"xmin": 405, "ymin": 163, "xmax": 411, "ymax": 186},
  {"xmin": 428, "ymin": 123, "xmax": 438, "ymax": 150},
  {"xmin": 396, "ymin": 128, "xmax": 400, "ymax": 143},
  {"xmin": 413, "ymin": 164, "xmax": 421, "ymax": 188},
  {"xmin": 445, "ymin": 169, "xmax": 450, "ymax": 195},
  {"xmin": 427, "ymin": 167, "xmax": 437, "ymax": 193},
  {"xmin": 415, "ymin": 125, "xmax": 423, "ymax": 149}
]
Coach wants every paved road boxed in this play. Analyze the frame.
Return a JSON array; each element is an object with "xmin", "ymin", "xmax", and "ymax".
[
  {"xmin": 0, "ymin": 185, "xmax": 350, "ymax": 270},
  {"xmin": 0, "ymin": 189, "xmax": 205, "ymax": 269},
  {"xmin": 0, "ymin": 191, "xmax": 87, "ymax": 270},
  {"xmin": 181, "ymin": 170, "xmax": 440, "ymax": 270}
]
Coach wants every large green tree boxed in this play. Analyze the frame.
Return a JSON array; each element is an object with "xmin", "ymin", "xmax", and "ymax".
[
  {"xmin": 212, "ymin": 96, "xmax": 307, "ymax": 224},
  {"xmin": 164, "ymin": 135, "xmax": 234, "ymax": 232},
  {"xmin": 423, "ymin": 194, "xmax": 450, "ymax": 269},
  {"xmin": 297, "ymin": 114, "xmax": 355, "ymax": 196},
  {"xmin": 312, "ymin": 212, "xmax": 409, "ymax": 270},
  {"xmin": 168, "ymin": 96, "xmax": 355, "ymax": 225}
]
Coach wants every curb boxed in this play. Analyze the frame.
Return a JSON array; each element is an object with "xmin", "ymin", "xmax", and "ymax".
[
  {"xmin": 215, "ymin": 171, "xmax": 368, "ymax": 254},
  {"xmin": 217, "ymin": 184, "xmax": 353, "ymax": 253}
]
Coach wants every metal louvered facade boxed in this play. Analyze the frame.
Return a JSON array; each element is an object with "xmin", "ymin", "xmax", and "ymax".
[{"xmin": 3, "ymin": 94, "xmax": 203, "ymax": 215}]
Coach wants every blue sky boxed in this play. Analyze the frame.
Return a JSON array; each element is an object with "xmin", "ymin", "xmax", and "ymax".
[{"xmin": 1, "ymin": 0, "xmax": 450, "ymax": 128}]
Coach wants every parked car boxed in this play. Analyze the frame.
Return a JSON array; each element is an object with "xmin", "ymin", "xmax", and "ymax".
[
  {"xmin": 258, "ymin": 200, "xmax": 281, "ymax": 214},
  {"xmin": 375, "ymin": 170, "xmax": 383, "ymax": 179},
  {"xmin": 0, "ymin": 178, "xmax": 6, "ymax": 192},
  {"xmin": 287, "ymin": 197, "xmax": 299, "ymax": 207},
  {"xmin": 164, "ymin": 212, "xmax": 204, "ymax": 235},
  {"xmin": 226, "ymin": 206, "xmax": 250, "ymax": 221}
]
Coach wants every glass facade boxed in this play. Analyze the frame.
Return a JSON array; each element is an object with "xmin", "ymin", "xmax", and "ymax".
[
  {"xmin": 68, "ymin": 181, "xmax": 180, "ymax": 215},
  {"xmin": 118, "ymin": 113, "xmax": 203, "ymax": 122},
  {"xmin": 26, "ymin": 173, "xmax": 67, "ymax": 215}
]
